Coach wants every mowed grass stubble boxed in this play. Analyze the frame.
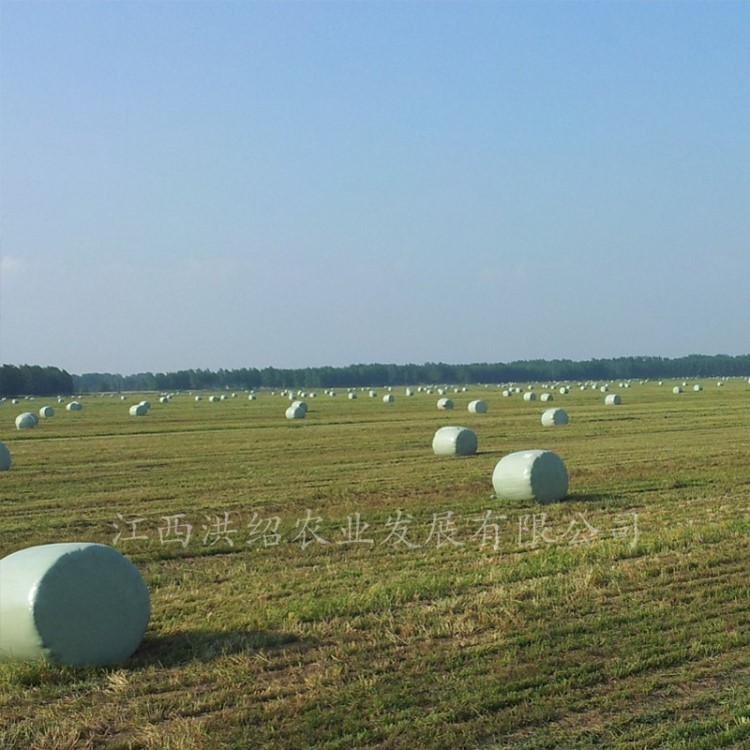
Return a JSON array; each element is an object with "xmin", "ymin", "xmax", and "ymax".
[{"xmin": 1, "ymin": 380, "xmax": 750, "ymax": 749}]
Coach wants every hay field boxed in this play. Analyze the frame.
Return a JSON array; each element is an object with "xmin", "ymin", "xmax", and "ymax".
[{"xmin": 2, "ymin": 380, "xmax": 750, "ymax": 749}]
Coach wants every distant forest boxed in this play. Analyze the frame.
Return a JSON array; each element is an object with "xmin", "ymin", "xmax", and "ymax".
[{"xmin": 2, "ymin": 355, "xmax": 749, "ymax": 397}]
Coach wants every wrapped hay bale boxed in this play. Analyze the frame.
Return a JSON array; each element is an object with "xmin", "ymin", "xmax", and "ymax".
[
  {"xmin": 66, "ymin": 401, "xmax": 82, "ymax": 412},
  {"xmin": 468, "ymin": 400, "xmax": 488, "ymax": 414},
  {"xmin": 693, "ymin": 384, "xmax": 703, "ymax": 392},
  {"xmin": 437, "ymin": 398, "xmax": 454, "ymax": 410},
  {"xmin": 523, "ymin": 392, "xmax": 537, "ymax": 402},
  {"xmin": 15, "ymin": 413, "xmax": 37, "ymax": 430},
  {"xmin": 0, "ymin": 442, "xmax": 10, "ymax": 471},
  {"xmin": 194, "ymin": 395, "xmax": 203, "ymax": 401},
  {"xmin": 39, "ymin": 406, "xmax": 55, "ymax": 418},
  {"xmin": 432, "ymin": 426, "xmax": 477, "ymax": 456},
  {"xmin": 673, "ymin": 386, "xmax": 683, "ymax": 394},
  {"xmin": 348, "ymin": 392, "xmax": 357, "ymax": 400},
  {"xmin": 541, "ymin": 408, "xmax": 568, "ymax": 426},
  {"xmin": 0, "ymin": 543, "xmax": 150, "ymax": 666},
  {"xmin": 383, "ymin": 394, "xmax": 395, "ymax": 403},
  {"xmin": 129, "ymin": 404, "xmax": 148, "ymax": 416},
  {"xmin": 290, "ymin": 400, "xmax": 308, "ymax": 414},
  {"xmin": 604, "ymin": 394, "xmax": 622, "ymax": 405},
  {"xmin": 540, "ymin": 393, "xmax": 554, "ymax": 402},
  {"xmin": 492, "ymin": 450, "xmax": 568, "ymax": 503},
  {"xmin": 286, "ymin": 404, "xmax": 305, "ymax": 419}
]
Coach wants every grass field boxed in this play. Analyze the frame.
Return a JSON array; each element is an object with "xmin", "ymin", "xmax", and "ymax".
[{"xmin": 1, "ymin": 379, "xmax": 750, "ymax": 749}]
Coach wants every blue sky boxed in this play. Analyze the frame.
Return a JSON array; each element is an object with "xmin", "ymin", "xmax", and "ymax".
[{"xmin": 1, "ymin": 1, "xmax": 748, "ymax": 374}]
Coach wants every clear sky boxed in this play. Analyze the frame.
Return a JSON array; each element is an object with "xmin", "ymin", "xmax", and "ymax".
[{"xmin": 1, "ymin": 1, "xmax": 748, "ymax": 375}]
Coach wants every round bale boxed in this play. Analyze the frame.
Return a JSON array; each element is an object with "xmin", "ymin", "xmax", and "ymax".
[
  {"xmin": 693, "ymin": 384, "xmax": 703, "ymax": 392},
  {"xmin": 129, "ymin": 404, "xmax": 148, "ymax": 416},
  {"xmin": 541, "ymin": 408, "xmax": 568, "ymax": 426},
  {"xmin": 0, "ymin": 543, "xmax": 150, "ymax": 666},
  {"xmin": 523, "ymin": 392, "xmax": 537, "ymax": 402},
  {"xmin": 383, "ymin": 394, "xmax": 395, "ymax": 403},
  {"xmin": 15, "ymin": 413, "xmax": 37, "ymax": 430},
  {"xmin": 437, "ymin": 398, "xmax": 454, "ymax": 410},
  {"xmin": 673, "ymin": 386, "xmax": 683, "ymax": 394},
  {"xmin": 468, "ymin": 399, "xmax": 488, "ymax": 414},
  {"xmin": 604, "ymin": 394, "xmax": 622, "ymax": 405},
  {"xmin": 285, "ymin": 404, "xmax": 305, "ymax": 420},
  {"xmin": 432, "ymin": 426, "xmax": 477, "ymax": 457},
  {"xmin": 39, "ymin": 406, "xmax": 55, "ymax": 418},
  {"xmin": 492, "ymin": 450, "xmax": 569, "ymax": 503},
  {"xmin": 66, "ymin": 401, "xmax": 82, "ymax": 411},
  {"xmin": 0, "ymin": 442, "xmax": 10, "ymax": 471},
  {"xmin": 290, "ymin": 400, "xmax": 308, "ymax": 414}
]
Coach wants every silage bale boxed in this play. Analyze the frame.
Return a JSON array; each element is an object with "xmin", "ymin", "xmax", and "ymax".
[
  {"xmin": 541, "ymin": 408, "xmax": 568, "ymax": 426},
  {"xmin": 604, "ymin": 394, "xmax": 622, "ymax": 405},
  {"xmin": 348, "ymin": 392, "xmax": 357, "ymax": 400},
  {"xmin": 291, "ymin": 400, "xmax": 308, "ymax": 414},
  {"xmin": 138, "ymin": 401, "xmax": 151, "ymax": 410},
  {"xmin": 209, "ymin": 395, "xmax": 220, "ymax": 402},
  {"xmin": 15, "ymin": 413, "xmax": 37, "ymax": 430},
  {"xmin": 0, "ymin": 543, "xmax": 150, "ymax": 666},
  {"xmin": 159, "ymin": 396, "xmax": 168, "ymax": 404},
  {"xmin": 468, "ymin": 400, "xmax": 488, "ymax": 414},
  {"xmin": 673, "ymin": 386, "xmax": 683, "ymax": 394},
  {"xmin": 39, "ymin": 406, "xmax": 55, "ymax": 418},
  {"xmin": 540, "ymin": 393, "xmax": 554, "ymax": 402},
  {"xmin": 523, "ymin": 392, "xmax": 537, "ymax": 402},
  {"xmin": 383, "ymin": 394, "xmax": 395, "ymax": 403},
  {"xmin": 369, "ymin": 390, "xmax": 378, "ymax": 398},
  {"xmin": 502, "ymin": 390, "xmax": 511, "ymax": 397},
  {"xmin": 129, "ymin": 404, "xmax": 148, "ymax": 416},
  {"xmin": 693, "ymin": 384, "xmax": 703, "ymax": 392},
  {"xmin": 66, "ymin": 401, "xmax": 82, "ymax": 411},
  {"xmin": 248, "ymin": 394, "xmax": 257, "ymax": 400},
  {"xmin": 195, "ymin": 395, "xmax": 203, "ymax": 401},
  {"xmin": 437, "ymin": 398, "xmax": 454, "ymax": 410},
  {"xmin": 0, "ymin": 442, "xmax": 11, "ymax": 471},
  {"xmin": 405, "ymin": 388, "xmax": 414, "ymax": 396},
  {"xmin": 285, "ymin": 404, "xmax": 305, "ymax": 420},
  {"xmin": 492, "ymin": 450, "xmax": 568, "ymax": 503},
  {"xmin": 432, "ymin": 426, "xmax": 477, "ymax": 456}
]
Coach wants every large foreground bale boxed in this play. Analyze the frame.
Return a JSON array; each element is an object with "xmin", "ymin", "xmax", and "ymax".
[
  {"xmin": 0, "ymin": 442, "xmax": 10, "ymax": 471},
  {"xmin": 541, "ymin": 408, "xmax": 568, "ymax": 426},
  {"xmin": 432, "ymin": 426, "xmax": 477, "ymax": 456},
  {"xmin": 468, "ymin": 400, "xmax": 488, "ymax": 414},
  {"xmin": 0, "ymin": 543, "xmax": 150, "ymax": 666},
  {"xmin": 492, "ymin": 450, "xmax": 569, "ymax": 503}
]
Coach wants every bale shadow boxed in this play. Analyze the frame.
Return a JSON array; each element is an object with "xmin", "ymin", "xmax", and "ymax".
[{"xmin": 130, "ymin": 628, "xmax": 313, "ymax": 668}]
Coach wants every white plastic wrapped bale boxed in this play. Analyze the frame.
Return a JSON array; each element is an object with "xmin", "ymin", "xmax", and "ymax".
[
  {"xmin": 492, "ymin": 450, "xmax": 569, "ymax": 503},
  {"xmin": 39, "ymin": 406, "xmax": 55, "ymax": 418},
  {"xmin": 673, "ymin": 386, "xmax": 683, "ymax": 394},
  {"xmin": 541, "ymin": 408, "xmax": 568, "ymax": 426},
  {"xmin": 291, "ymin": 400, "xmax": 308, "ymax": 414},
  {"xmin": 348, "ymin": 392, "xmax": 357, "ymax": 400},
  {"xmin": 382, "ymin": 394, "xmax": 395, "ymax": 403},
  {"xmin": 437, "ymin": 398, "xmax": 454, "ymax": 410},
  {"xmin": 432, "ymin": 426, "xmax": 477, "ymax": 456},
  {"xmin": 468, "ymin": 400, "xmax": 488, "ymax": 414},
  {"xmin": 285, "ymin": 404, "xmax": 305, "ymax": 419},
  {"xmin": 523, "ymin": 392, "xmax": 537, "ymax": 402},
  {"xmin": 0, "ymin": 543, "xmax": 150, "ymax": 666},
  {"xmin": 604, "ymin": 394, "xmax": 622, "ymax": 405},
  {"xmin": 0, "ymin": 442, "xmax": 10, "ymax": 471},
  {"xmin": 693, "ymin": 384, "xmax": 703, "ymax": 392},
  {"xmin": 209, "ymin": 395, "xmax": 220, "ymax": 402},
  {"xmin": 15, "ymin": 413, "xmax": 37, "ymax": 430},
  {"xmin": 540, "ymin": 393, "xmax": 554, "ymax": 402},
  {"xmin": 194, "ymin": 395, "xmax": 203, "ymax": 401},
  {"xmin": 66, "ymin": 401, "xmax": 82, "ymax": 411},
  {"xmin": 129, "ymin": 404, "xmax": 148, "ymax": 416}
]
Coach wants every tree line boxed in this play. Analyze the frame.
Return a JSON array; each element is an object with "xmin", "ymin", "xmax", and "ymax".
[
  {"xmin": 64, "ymin": 354, "xmax": 750, "ymax": 394},
  {"xmin": 0, "ymin": 364, "xmax": 74, "ymax": 397},
  {"xmin": 3, "ymin": 355, "xmax": 749, "ymax": 397}
]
